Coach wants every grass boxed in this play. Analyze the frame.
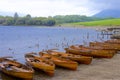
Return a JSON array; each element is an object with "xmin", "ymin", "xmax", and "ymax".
[{"xmin": 61, "ymin": 18, "xmax": 120, "ymax": 27}]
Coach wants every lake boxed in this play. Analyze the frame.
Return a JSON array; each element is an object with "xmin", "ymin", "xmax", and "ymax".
[{"xmin": 0, "ymin": 26, "xmax": 110, "ymax": 63}]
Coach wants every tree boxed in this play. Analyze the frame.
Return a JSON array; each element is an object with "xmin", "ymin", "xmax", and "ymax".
[
  {"xmin": 26, "ymin": 14, "xmax": 31, "ymax": 19},
  {"xmin": 3, "ymin": 16, "xmax": 14, "ymax": 25},
  {"xmin": 0, "ymin": 16, "xmax": 6, "ymax": 24},
  {"xmin": 15, "ymin": 18, "xmax": 25, "ymax": 25},
  {"xmin": 24, "ymin": 14, "xmax": 32, "ymax": 25},
  {"xmin": 14, "ymin": 12, "xmax": 19, "ymax": 24},
  {"xmin": 42, "ymin": 19, "xmax": 56, "ymax": 26}
]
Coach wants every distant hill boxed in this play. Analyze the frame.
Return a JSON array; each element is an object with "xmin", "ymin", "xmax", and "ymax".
[
  {"xmin": 93, "ymin": 9, "xmax": 120, "ymax": 18},
  {"xmin": 0, "ymin": 11, "xmax": 25, "ymax": 17}
]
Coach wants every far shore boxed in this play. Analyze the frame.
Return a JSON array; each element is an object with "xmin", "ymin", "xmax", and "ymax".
[
  {"xmin": 57, "ymin": 24, "xmax": 120, "ymax": 28},
  {"xmin": 0, "ymin": 25, "xmax": 120, "ymax": 29},
  {"xmin": 55, "ymin": 25, "xmax": 120, "ymax": 31}
]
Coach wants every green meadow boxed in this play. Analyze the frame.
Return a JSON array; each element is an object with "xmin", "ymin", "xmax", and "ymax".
[{"xmin": 62, "ymin": 18, "xmax": 120, "ymax": 27}]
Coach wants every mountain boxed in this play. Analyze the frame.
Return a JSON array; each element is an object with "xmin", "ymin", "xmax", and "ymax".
[
  {"xmin": 0, "ymin": 11, "xmax": 25, "ymax": 17},
  {"xmin": 93, "ymin": 9, "xmax": 120, "ymax": 18}
]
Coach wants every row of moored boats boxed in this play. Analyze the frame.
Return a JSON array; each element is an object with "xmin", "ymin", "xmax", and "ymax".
[{"xmin": 0, "ymin": 39, "xmax": 120, "ymax": 80}]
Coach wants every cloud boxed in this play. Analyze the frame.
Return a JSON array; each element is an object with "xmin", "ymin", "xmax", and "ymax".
[{"xmin": 0, "ymin": 0, "xmax": 119, "ymax": 17}]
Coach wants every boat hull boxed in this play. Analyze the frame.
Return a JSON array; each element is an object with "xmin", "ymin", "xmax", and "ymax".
[
  {"xmin": 65, "ymin": 48, "xmax": 115, "ymax": 58},
  {"xmin": 51, "ymin": 56, "xmax": 78, "ymax": 70},
  {"xmin": 1, "ymin": 69, "xmax": 33, "ymax": 80},
  {"xmin": 66, "ymin": 55, "xmax": 92, "ymax": 64},
  {"xmin": 105, "ymin": 39, "xmax": 120, "ymax": 44},
  {"xmin": 26, "ymin": 61, "xmax": 55, "ymax": 76},
  {"xmin": 25, "ymin": 53, "xmax": 55, "ymax": 76},
  {"xmin": 0, "ymin": 58, "xmax": 34, "ymax": 80},
  {"xmin": 40, "ymin": 53, "xmax": 78, "ymax": 70},
  {"xmin": 71, "ymin": 45, "xmax": 117, "ymax": 53},
  {"xmin": 48, "ymin": 51, "xmax": 92, "ymax": 65},
  {"xmin": 90, "ymin": 42, "xmax": 120, "ymax": 51}
]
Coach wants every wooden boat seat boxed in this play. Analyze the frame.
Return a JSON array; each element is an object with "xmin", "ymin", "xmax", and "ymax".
[
  {"xmin": 11, "ymin": 66, "xmax": 30, "ymax": 72},
  {"xmin": 7, "ymin": 61, "xmax": 21, "ymax": 67}
]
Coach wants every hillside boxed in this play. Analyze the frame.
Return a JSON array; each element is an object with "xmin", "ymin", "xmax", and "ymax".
[
  {"xmin": 93, "ymin": 9, "xmax": 120, "ymax": 18},
  {"xmin": 64, "ymin": 18, "xmax": 120, "ymax": 26}
]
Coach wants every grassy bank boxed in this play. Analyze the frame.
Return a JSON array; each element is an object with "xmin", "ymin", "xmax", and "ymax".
[{"xmin": 61, "ymin": 18, "xmax": 120, "ymax": 27}]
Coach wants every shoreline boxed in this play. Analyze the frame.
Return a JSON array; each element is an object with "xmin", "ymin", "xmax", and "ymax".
[
  {"xmin": 0, "ymin": 25, "xmax": 120, "ymax": 28},
  {"xmin": 57, "ymin": 25, "xmax": 120, "ymax": 29}
]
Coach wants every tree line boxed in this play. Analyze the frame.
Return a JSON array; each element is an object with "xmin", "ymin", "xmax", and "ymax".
[
  {"xmin": 0, "ymin": 12, "xmax": 111, "ymax": 26},
  {"xmin": 0, "ymin": 12, "xmax": 56, "ymax": 26},
  {"xmin": 53, "ymin": 15, "xmax": 102, "ymax": 24}
]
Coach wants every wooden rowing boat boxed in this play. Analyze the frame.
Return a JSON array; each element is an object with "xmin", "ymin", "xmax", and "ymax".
[
  {"xmin": 39, "ymin": 51, "xmax": 78, "ymax": 70},
  {"xmin": 70, "ymin": 45, "xmax": 117, "ymax": 53},
  {"xmin": 105, "ymin": 39, "xmax": 120, "ymax": 44},
  {"xmin": 45, "ymin": 50, "xmax": 92, "ymax": 65},
  {"xmin": 65, "ymin": 45, "xmax": 115, "ymax": 58},
  {"xmin": 65, "ymin": 47, "xmax": 92, "ymax": 56},
  {"xmin": 0, "ymin": 56, "xmax": 34, "ymax": 80},
  {"xmin": 25, "ymin": 52, "xmax": 55, "ymax": 76},
  {"xmin": 90, "ymin": 42, "xmax": 120, "ymax": 50}
]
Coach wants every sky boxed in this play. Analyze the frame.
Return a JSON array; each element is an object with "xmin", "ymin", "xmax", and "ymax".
[{"xmin": 0, "ymin": 0, "xmax": 119, "ymax": 17}]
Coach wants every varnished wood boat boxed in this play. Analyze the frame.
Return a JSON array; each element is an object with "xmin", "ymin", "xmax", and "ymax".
[
  {"xmin": 0, "ymin": 56, "xmax": 34, "ymax": 80},
  {"xmin": 105, "ymin": 39, "xmax": 120, "ymax": 44},
  {"xmin": 65, "ymin": 45, "xmax": 115, "ymax": 58},
  {"xmin": 70, "ymin": 45, "xmax": 117, "ymax": 53},
  {"xmin": 25, "ymin": 52, "xmax": 55, "ymax": 76},
  {"xmin": 39, "ymin": 51, "xmax": 78, "ymax": 70},
  {"xmin": 65, "ymin": 47, "xmax": 92, "ymax": 56},
  {"xmin": 90, "ymin": 42, "xmax": 120, "ymax": 50},
  {"xmin": 45, "ymin": 50, "xmax": 92, "ymax": 65}
]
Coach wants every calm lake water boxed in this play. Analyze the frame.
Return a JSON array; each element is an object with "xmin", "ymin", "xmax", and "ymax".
[{"xmin": 0, "ymin": 26, "xmax": 110, "ymax": 63}]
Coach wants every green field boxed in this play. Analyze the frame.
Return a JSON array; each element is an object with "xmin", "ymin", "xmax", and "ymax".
[{"xmin": 62, "ymin": 18, "xmax": 120, "ymax": 27}]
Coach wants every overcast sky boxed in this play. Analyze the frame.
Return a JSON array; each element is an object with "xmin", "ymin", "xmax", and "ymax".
[{"xmin": 0, "ymin": 0, "xmax": 119, "ymax": 17}]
